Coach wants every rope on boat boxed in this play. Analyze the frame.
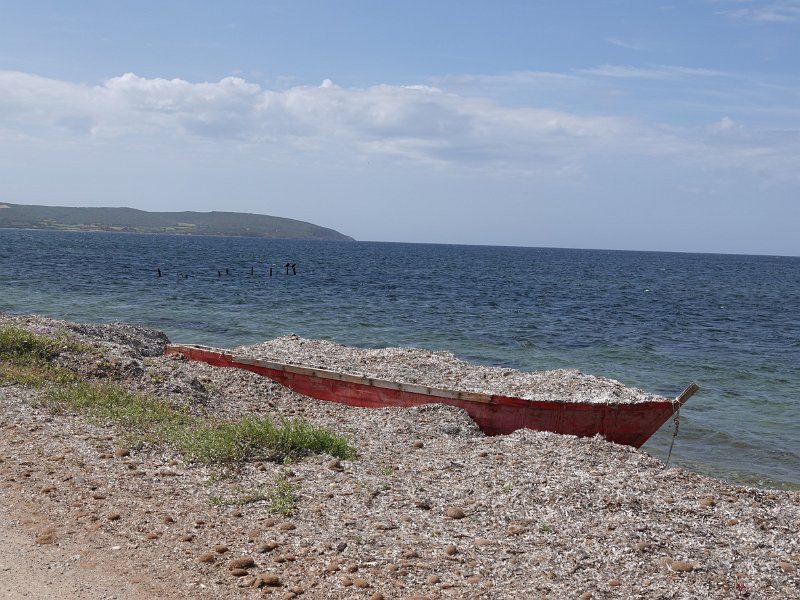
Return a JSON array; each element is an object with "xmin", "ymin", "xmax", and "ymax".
[
  {"xmin": 664, "ymin": 383, "xmax": 698, "ymax": 469},
  {"xmin": 664, "ymin": 403, "xmax": 680, "ymax": 468}
]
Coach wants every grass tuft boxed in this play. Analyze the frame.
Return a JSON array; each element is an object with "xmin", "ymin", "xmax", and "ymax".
[
  {"xmin": 178, "ymin": 415, "xmax": 356, "ymax": 465},
  {"xmin": 0, "ymin": 326, "xmax": 82, "ymax": 386}
]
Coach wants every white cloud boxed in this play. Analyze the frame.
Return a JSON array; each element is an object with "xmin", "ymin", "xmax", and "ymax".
[
  {"xmin": 0, "ymin": 69, "xmax": 798, "ymax": 186},
  {"xmin": 719, "ymin": 1, "xmax": 800, "ymax": 23},
  {"xmin": 577, "ymin": 64, "xmax": 727, "ymax": 79},
  {"xmin": 606, "ymin": 37, "xmax": 646, "ymax": 51}
]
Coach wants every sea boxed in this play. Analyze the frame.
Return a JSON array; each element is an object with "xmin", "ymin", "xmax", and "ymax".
[{"xmin": 1, "ymin": 229, "xmax": 798, "ymax": 490}]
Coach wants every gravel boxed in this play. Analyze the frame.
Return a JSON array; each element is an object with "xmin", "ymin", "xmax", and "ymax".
[
  {"xmin": 1, "ymin": 313, "xmax": 798, "ymax": 599},
  {"xmin": 235, "ymin": 334, "xmax": 665, "ymax": 404}
]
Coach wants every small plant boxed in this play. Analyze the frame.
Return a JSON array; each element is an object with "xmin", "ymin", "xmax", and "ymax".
[
  {"xmin": 381, "ymin": 464, "xmax": 394, "ymax": 476},
  {"xmin": 0, "ymin": 326, "xmax": 62, "ymax": 362},
  {"xmin": 539, "ymin": 522, "xmax": 553, "ymax": 534},
  {"xmin": 267, "ymin": 472, "xmax": 297, "ymax": 516},
  {"xmin": 0, "ymin": 326, "xmax": 80, "ymax": 386}
]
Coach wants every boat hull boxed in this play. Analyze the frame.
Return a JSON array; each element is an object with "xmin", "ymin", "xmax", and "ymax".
[{"xmin": 165, "ymin": 344, "xmax": 696, "ymax": 448}]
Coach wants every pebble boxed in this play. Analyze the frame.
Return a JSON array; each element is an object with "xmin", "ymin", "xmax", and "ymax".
[
  {"xmin": 228, "ymin": 557, "xmax": 256, "ymax": 570},
  {"xmin": 35, "ymin": 529, "xmax": 57, "ymax": 545},
  {"xmin": 446, "ymin": 507, "xmax": 466, "ymax": 519},
  {"xmin": 254, "ymin": 573, "xmax": 281, "ymax": 587},
  {"xmin": 778, "ymin": 561, "xmax": 795, "ymax": 573},
  {"xmin": 668, "ymin": 560, "xmax": 696, "ymax": 572},
  {"xmin": 256, "ymin": 541, "xmax": 280, "ymax": 553}
]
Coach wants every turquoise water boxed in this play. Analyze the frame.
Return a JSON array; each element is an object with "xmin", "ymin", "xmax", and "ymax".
[{"xmin": 1, "ymin": 229, "xmax": 798, "ymax": 490}]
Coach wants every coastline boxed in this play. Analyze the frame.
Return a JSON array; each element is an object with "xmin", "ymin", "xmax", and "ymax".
[{"xmin": 1, "ymin": 314, "xmax": 798, "ymax": 598}]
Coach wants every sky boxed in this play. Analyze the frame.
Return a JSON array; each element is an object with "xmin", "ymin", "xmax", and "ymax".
[{"xmin": 1, "ymin": 1, "xmax": 799, "ymax": 255}]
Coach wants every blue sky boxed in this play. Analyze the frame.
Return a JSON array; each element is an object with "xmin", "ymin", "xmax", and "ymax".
[{"xmin": 1, "ymin": 1, "xmax": 799, "ymax": 255}]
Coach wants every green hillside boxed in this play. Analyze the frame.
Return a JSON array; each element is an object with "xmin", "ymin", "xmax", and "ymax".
[{"xmin": 0, "ymin": 203, "xmax": 353, "ymax": 241}]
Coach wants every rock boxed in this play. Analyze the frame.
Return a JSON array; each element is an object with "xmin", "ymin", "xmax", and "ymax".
[
  {"xmin": 278, "ymin": 522, "xmax": 296, "ymax": 531},
  {"xmin": 446, "ymin": 507, "xmax": 466, "ymax": 519},
  {"xmin": 608, "ymin": 578, "xmax": 621, "ymax": 586},
  {"xmin": 230, "ymin": 568, "xmax": 249, "ymax": 577},
  {"xmin": 412, "ymin": 441, "xmax": 424, "ymax": 448},
  {"xmin": 162, "ymin": 515, "xmax": 175, "ymax": 524},
  {"xmin": 466, "ymin": 574, "xmax": 482, "ymax": 584},
  {"xmin": 254, "ymin": 573, "xmax": 281, "ymax": 587},
  {"xmin": 113, "ymin": 448, "xmax": 130, "ymax": 457},
  {"xmin": 228, "ymin": 557, "xmax": 256, "ymax": 570},
  {"xmin": 214, "ymin": 544, "xmax": 229, "ymax": 554},
  {"xmin": 145, "ymin": 532, "xmax": 160, "ymax": 540},
  {"xmin": 668, "ymin": 560, "xmax": 696, "ymax": 572},
  {"xmin": 199, "ymin": 553, "xmax": 215, "ymax": 563},
  {"xmin": 340, "ymin": 575, "xmax": 353, "ymax": 586},
  {"xmin": 370, "ymin": 593, "xmax": 385, "ymax": 600},
  {"xmin": 506, "ymin": 525, "xmax": 527, "ymax": 536},
  {"xmin": 231, "ymin": 509, "xmax": 243, "ymax": 518},
  {"xmin": 106, "ymin": 512, "xmax": 121, "ymax": 521},
  {"xmin": 328, "ymin": 459, "xmax": 344, "ymax": 471},
  {"xmin": 444, "ymin": 544, "xmax": 458, "ymax": 556},
  {"xmin": 179, "ymin": 534, "xmax": 194, "ymax": 542},
  {"xmin": 778, "ymin": 561, "xmax": 795, "ymax": 573},
  {"xmin": 352, "ymin": 577, "xmax": 370, "ymax": 588},
  {"xmin": 35, "ymin": 529, "xmax": 57, "ymax": 545},
  {"xmin": 579, "ymin": 593, "xmax": 592, "ymax": 600},
  {"xmin": 325, "ymin": 561, "xmax": 340, "ymax": 573},
  {"xmin": 426, "ymin": 574, "xmax": 440, "ymax": 584},
  {"xmin": 698, "ymin": 496, "xmax": 716, "ymax": 508},
  {"xmin": 256, "ymin": 541, "xmax": 280, "ymax": 553}
]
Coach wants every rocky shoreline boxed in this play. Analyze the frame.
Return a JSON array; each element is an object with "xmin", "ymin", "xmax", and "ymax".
[{"xmin": 1, "ymin": 314, "xmax": 798, "ymax": 599}]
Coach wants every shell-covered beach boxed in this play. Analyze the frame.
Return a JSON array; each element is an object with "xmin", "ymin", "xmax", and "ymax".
[{"xmin": 1, "ymin": 314, "xmax": 798, "ymax": 599}]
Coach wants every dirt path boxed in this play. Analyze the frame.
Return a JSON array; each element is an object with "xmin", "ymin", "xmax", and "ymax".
[{"xmin": 0, "ymin": 493, "xmax": 155, "ymax": 600}]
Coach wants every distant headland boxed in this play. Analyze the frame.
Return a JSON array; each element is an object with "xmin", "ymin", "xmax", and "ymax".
[{"xmin": 0, "ymin": 202, "xmax": 354, "ymax": 241}]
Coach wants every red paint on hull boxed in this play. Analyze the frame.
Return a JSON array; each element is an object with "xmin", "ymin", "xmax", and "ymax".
[{"xmin": 165, "ymin": 344, "xmax": 697, "ymax": 448}]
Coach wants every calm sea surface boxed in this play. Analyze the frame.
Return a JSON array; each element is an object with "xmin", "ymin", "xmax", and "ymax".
[{"xmin": 1, "ymin": 229, "xmax": 798, "ymax": 489}]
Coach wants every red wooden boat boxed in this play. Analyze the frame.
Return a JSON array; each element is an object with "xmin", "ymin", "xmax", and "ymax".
[{"xmin": 164, "ymin": 344, "xmax": 698, "ymax": 448}]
